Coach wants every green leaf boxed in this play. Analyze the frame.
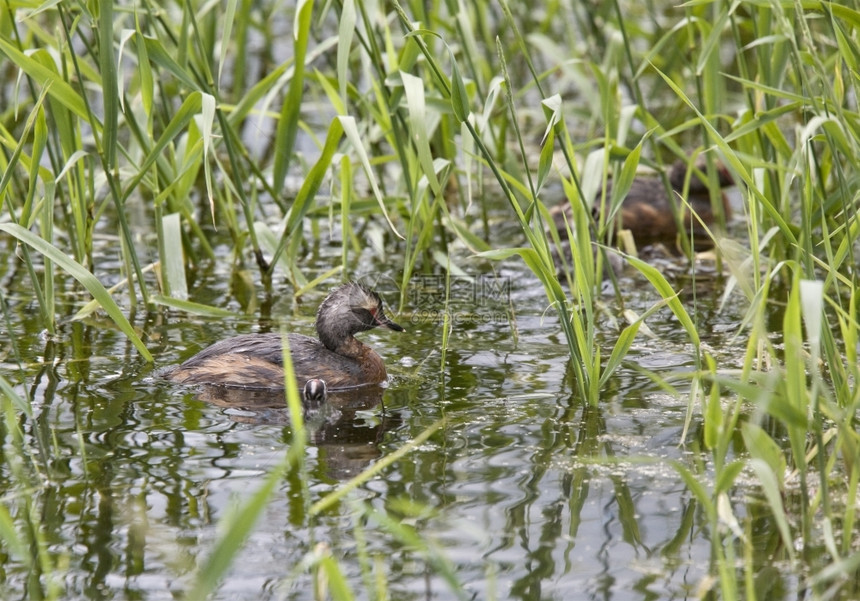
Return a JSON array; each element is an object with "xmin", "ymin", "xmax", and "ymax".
[
  {"xmin": 98, "ymin": 0, "xmax": 118, "ymax": 170},
  {"xmin": 199, "ymin": 93, "xmax": 216, "ymax": 214},
  {"xmin": 143, "ymin": 35, "xmax": 202, "ymax": 91},
  {"xmin": 269, "ymin": 116, "xmax": 345, "ymax": 269},
  {"xmin": 811, "ymin": 550, "xmax": 860, "ymax": 587},
  {"xmin": 401, "ymin": 71, "xmax": 441, "ymax": 196},
  {"xmin": 599, "ymin": 293, "xmax": 674, "ymax": 388},
  {"xmin": 124, "ymin": 26, "xmax": 153, "ymax": 120},
  {"xmin": 536, "ymin": 94, "xmax": 563, "ymax": 194},
  {"xmin": 0, "ymin": 498, "xmax": 28, "ymax": 561},
  {"xmin": 339, "ymin": 115, "xmax": 403, "ymax": 238},
  {"xmin": 476, "ymin": 247, "xmax": 534, "ymax": 262},
  {"xmin": 319, "ymin": 556, "xmax": 356, "ymax": 601},
  {"xmin": 671, "ymin": 461, "xmax": 716, "ymax": 523},
  {"xmin": 151, "ymin": 295, "xmax": 237, "ymax": 317},
  {"xmin": 272, "ymin": 0, "xmax": 314, "ymax": 195},
  {"xmin": 749, "ymin": 458, "xmax": 796, "ymax": 563},
  {"xmin": 337, "ymin": 0, "xmax": 356, "ymax": 102},
  {"xmin": 160, "ymin": 213, "xmax": 187, "ymax": 300},
  {"xmin": 0, "ymin": 223, "xmax": 153, "ymax": 362},
  {"xmin": 714, "ymin": 460, "xmax": 745, "ymax": 497},
  {"xmin": 537, "ymin": 124, "xmax": 555, "ymax": 195},
  {"xmin": 449, "ymin": 49, "xmax": 470, "ymax": 122},
  {"xmin": 800, "ymin": 279, "xmax": 823, "ymax": 359},
  {"xmin": 122, "ymin": 92, "xmax": 204, "ymax": 200},
  {"xmin": 609, "ymin": 138, "xmax": 644, "ymax": 212},
  {"xmin": 741, "ymin": 423, "xmax": 786, "ymax": 490},
  {"xmin": 218, "ymin": 0, "xmax": 239, "ymax": 88},
  {"xmin": 625, "ymin": 254, "xmax": 700, "ymax": 347},
  {"xmin": 0, "ymin": 375, "xmax": 32, "ymax": 419},
  {"xmin": 0, "ymin": 38, "xmax": 89, "ymax": 120},
  {"xmin": 704, "ymin": 370, "xmax": 722, "ymax": 450}
]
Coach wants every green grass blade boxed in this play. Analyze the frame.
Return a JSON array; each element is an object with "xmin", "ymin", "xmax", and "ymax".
[
  {"xmin": 741, "ymin": 423, "xmax": 786, "ymax": 490},
  {"xmin": 625, "ymin": 254, "xmax": 700, "ymax": 348},
  {"xmin": 199, "ymin": 93, "xmax": 216, "ymax": 217},
  {"xmin": 281, "ymin": 331, "xmax": 306, "ymax": 448},
  {"xmin": 536, "ymin": 112, "xmax": 556, "ymax": 194},
  {"xmin": 714, "ymin": 460, "xmax": 745, "ymax": 497},
  {"xmin": 218, "ymin": 0, "xmax": 239, "ymax": 89},
  {"xmin": 150, "ymin": 295, "xmax": 238, "ymax": 317},
  {"xmin": 607, "ymin": 140, "xmax": 644, "ymax": 220},
  {"xmin": 800, "ymin": 280, "xmax": 823, "ymax": 361},
  {"xmin": 98, "ymin": 0, "xmax": 117, "ymax": 170},
  {"xmin": 749, "ymin": 458, "xmax": 796, "ymax": 563},
  {"xmin": 811, "ymin": 550, "xmax": 860, "ymax": 589},
  {"xmin": 319, "ymin": 555, "xmax": 356, "ymax": 601},
  {"xmin": 448, "ymin": 45, "xmax": 471, "ymax": 122},
  {"xmin": 0, "ymin": 223, "xmax": 153, "ymax": 362},
  {"xmin": 269, "ymin": 116, "xmax": 345, "ymax": 270},
  {"xmin": 133, "ymin": 18, "xmax": 154, "ymax": 118},
  {"xmin": 402, "ymin": 71, "xmax": 442, "ymax": 195},
  {"xmin": 339, "ymin": 116, "xmax": 403, "ymax": 238},
  {"xmin": 337, "ymin": 0, "xmax": 356, "ymax": 103},
  {"xmin": 671, "ymin": 461, "xmax": 716, "ymax": 523},
  {"xmin": 0, "ymin": 375, "xmax": 32, "ymax": 419},
  {"xmin": 122, "ymin": 92, "xmax": 205, "ymax": 200},
  {"xmin": 272, "ymin": 0, "xmax": 313, "ymax": 195},
  {"xmin": 599, "ymin": 293, "xmax": 675, "ymax": 388},
  {"xmin": 0, "ymin": 38, "xmax": 89, "ymax": 120},
  {"xmin": 0, "ymin": 500, "xmax": 28, "ymax": 564},
  {"xmin": 160, "ymin": 213, "xmax": 187, "ymax": 299},
  {"xmin": 142, "ymin": 35, "xmax": 202, "ymax": 91}
]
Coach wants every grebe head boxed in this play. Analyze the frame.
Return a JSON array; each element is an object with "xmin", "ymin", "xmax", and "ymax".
[
  {"xmin": 315, "ymin": 282, "xmax": 404, "ymax": 351},
  {"xmin": 303, "ymin": 378, "xmax": 328, "ymax": 403},
  {"xmin": 668, "ymin": 159, "xmax": 733, "ymax": 192}
]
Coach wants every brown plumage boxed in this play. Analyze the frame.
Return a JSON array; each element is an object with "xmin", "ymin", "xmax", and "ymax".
[
  {"xmin": 167, "ymin": 282, "xmax": 403, "ymax": 391},
  {"xmin": 553, "ymin": 160, "xmax": 733, "ymax": 251}
]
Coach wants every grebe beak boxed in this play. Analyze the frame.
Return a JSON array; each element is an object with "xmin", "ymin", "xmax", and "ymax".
[
  {"xmin": 372, "ymin": 307, "xmax": 404, "ymax": 332},
  {"xmin": 377, "ymin": 313, "xmax": 404, "ymax": 332}
]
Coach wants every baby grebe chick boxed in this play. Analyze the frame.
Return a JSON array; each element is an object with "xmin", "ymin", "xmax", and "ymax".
[
  {"xmin": 303, "ymin": 378, "xmax": 327, "ymax": 403},
  {"xmin": 553, "ymin": 160, "xmax": 733, "ymax": 251},
  {"xmin": 168, "ymin": 282, "xmax": 403, "ymax": 390}
]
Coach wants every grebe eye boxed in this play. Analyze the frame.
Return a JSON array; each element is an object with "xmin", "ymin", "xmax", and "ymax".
[{"xmin": 353, "ymin": 307, "xmax": 375, "ymax": 326}]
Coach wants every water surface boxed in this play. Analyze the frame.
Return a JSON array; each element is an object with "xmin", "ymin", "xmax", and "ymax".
[{"xmin": 0, "ymin": 216, "xmax": 820, "ymax": 600}]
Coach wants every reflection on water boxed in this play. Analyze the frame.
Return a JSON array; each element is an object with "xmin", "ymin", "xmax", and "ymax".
[
  {"xmin": 0, "ymin": 237, "xmax": 847, "ymax": 600},
  {"xmin": 184, "ymin": 382, "xmax": 399, "ymax": 479},
  {"xmin": 185, "ymin": 379, "xmax": 386, "ymax": 413}
]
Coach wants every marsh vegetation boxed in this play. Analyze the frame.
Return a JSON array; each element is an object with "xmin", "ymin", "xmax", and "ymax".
[{"xmin": 1, "ymin": 0, "xmax": 860, "ymax": 599}]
